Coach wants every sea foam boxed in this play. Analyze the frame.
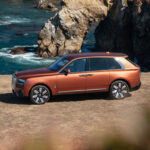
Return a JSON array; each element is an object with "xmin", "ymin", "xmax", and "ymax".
[{"xmin": 0, "ymin": 16, "xmax": 31, "ymax": 26}]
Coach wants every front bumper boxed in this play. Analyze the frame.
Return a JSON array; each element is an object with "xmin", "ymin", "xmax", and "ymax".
[
  {"xmin": 12, "ymin": 89, "xmax": 24, "ymax": 97},
  {"xmin": 12, "ymin": 75, "xmax": 25, "ymax": 97},
  {"xmin": 131, "ymin": 82, "xmax": 141, "ymax": 91}
]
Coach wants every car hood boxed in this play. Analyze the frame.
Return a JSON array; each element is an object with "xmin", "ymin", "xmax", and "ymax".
[{"xmin": 15, "ymin": 68, "xmax": 57, "ymax": 79}]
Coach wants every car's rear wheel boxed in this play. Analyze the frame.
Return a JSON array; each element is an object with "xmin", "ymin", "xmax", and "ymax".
[
  {"xmin": 30, "ymin": 85, "xmax": 50, "ymax": 104},
  {"xmin": 110, "ymin": 80, "xmax": 129, "ymax": 99}
]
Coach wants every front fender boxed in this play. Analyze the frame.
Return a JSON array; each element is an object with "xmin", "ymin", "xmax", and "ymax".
[{"xmin": 23, "ymin": 76, "xmax": 57, "ymax": 96}]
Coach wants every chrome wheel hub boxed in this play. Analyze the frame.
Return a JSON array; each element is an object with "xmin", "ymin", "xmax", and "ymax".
[
  {"xmin": 112, "ymin": 82, "xmax": 128, "ymax": 99},
  {"xmin": 32, "ymin": 87, "xmax": 49, "ymax": 103}
]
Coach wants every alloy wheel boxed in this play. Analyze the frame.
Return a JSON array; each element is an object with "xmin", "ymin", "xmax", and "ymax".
[
  {"xmin": 110, "ymin": 81, "xmax": 129, "ymax": 99},
  {"xmin": 30, "ymin": 85, "xmax": 50, "ymax": 104}
]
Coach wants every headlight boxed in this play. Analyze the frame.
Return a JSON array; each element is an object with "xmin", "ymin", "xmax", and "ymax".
[
  {"xmin": 12, "ymin": 74, "xmax": 16, "ymax": 81},
  {"xmin": 12, "ymin": 75, "xmax": 17, "ymax": 89},
  {"xmin": 18, "ymin": 79, "xmax": 26, "ymax": 84}
]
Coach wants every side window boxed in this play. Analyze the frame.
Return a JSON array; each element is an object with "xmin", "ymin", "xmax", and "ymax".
[
  {"xmin": 108, "ymin": 58, "xmax": 122, "ymax": 70},
  {"xmin": 89, "ymin": 58, "xmax": 108, "ymax": 71},
  {"xmin": 62, "ymin": 58, "xmax": 86, "ymax": 73}
]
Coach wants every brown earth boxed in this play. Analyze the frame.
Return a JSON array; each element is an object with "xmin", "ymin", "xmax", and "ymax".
[{"xmin": 0, "ymin": 73, "xmax": 150, "ymax": 149}]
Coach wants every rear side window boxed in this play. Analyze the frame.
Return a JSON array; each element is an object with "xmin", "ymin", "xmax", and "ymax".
[
  {"xmin": 89, "ymin": 58, "xmax": 108, "ymax": 71},
  {"xmin": 108, "ymin": 58, "xmax": 122, "ymax": 70},
  {"xmin": 88, "ymin": 57, "xmax": 122, "ymax": 71}
]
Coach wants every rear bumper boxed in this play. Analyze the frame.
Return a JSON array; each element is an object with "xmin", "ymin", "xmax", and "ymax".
[{"xmin": 131, "ymin": 82, "xmax": 141, "ymax": 91}]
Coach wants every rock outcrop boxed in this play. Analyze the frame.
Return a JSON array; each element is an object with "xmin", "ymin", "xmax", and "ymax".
[
  {"xmin": 11, "ymin": 47, "xmax": 36, "ymax": 54},
  {"xmin": 11, "ymin": 47, "xmax": 29, "ymax": 54},
  {"xmin": 37, "ymin": 0, "xmax": 114, "ymax": 58},
  {"xmin": 95, "ymin": 0, "xmax": 150, "ymax": 70},
  {"xmin": 37, "ymin": 0, "xmax": 59, "ymax": 12}
]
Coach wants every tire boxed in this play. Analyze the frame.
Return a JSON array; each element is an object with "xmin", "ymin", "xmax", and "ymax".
[
  {"xmin": 109, "ymin": 80, "xmax": 129, "ymax": 100},
  {"xmin": 30, "ymin": 85, "xmax": 51, "ymax": 104}
]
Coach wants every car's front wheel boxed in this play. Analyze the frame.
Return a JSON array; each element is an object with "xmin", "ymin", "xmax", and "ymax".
[
  {"xmin": 110, "ymin": 80, "xmax": 129, "ymax": 99},
  {"xmin": 30, "ymin": 85, "xmax": 50, "ymax": 104}
]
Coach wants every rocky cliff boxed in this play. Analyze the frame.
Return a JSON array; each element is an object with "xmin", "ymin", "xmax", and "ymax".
[
  {"xmin": 95, "ymin": 0, "xmax": 150, "ymax": 70},
  {"xmin": 37, "ymin": 0, "xmax": 114, "ymax": 57},
  {"xmin": 37, "ymin": 0, "xmax": 150, "ymax": 70}
]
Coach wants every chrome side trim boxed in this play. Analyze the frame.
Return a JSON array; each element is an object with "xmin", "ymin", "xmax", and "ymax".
[
  {"xmin": 86, "ymin": 88, "xmax": 106, "ymax": 91},
  {"xmin": 58, "ymin": 88, "xmax": 106, "ymax": 94}
]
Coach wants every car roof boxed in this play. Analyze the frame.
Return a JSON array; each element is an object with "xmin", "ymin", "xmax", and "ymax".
[{"xmin": 65, "ymin": 52, "xmax": 128, "ymax": 60}]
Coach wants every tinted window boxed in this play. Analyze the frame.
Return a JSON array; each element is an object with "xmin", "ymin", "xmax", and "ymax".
[
  {"xmin": 108, "ymin": 58, "xmax": 122, "ymax": 69},
  {"xmin": 62, "ymin": 58, "xmax": 86, "ymax": 73},
  {"xmin": 49, "ymin": 56, "xmax": 69, "ymax": 71},
  {"xmin": 89, "ymin": 58, "xmax": 108, "ymax": 71},
  {"xmin": 88, "ymin": 58, "xmax": 122, "ymax": 71}
]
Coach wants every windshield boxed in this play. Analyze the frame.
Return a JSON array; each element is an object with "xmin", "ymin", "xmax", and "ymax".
[{"xmin": 49, "ymin": 56, "xmax": 70, "ymax": 71}]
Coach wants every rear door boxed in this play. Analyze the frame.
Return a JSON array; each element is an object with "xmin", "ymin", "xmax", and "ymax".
[{"xmin": 86, "ymin": 58, "xmax": 110, "ymax": 92}]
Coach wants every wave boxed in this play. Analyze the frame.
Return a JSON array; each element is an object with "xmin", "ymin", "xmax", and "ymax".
[
  {"xmin": 0, "ymin": 16, "xmax": 31, "ymax": 26},
  {"xmin": 0, "ymin": 52, "xmax": 56, "ymax": 65},
  {"xmin": 0, "ymin": 45, "xmax": 58, "ymax": 74}
]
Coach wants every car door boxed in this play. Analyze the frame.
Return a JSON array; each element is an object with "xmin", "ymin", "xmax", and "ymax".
[
  {"xmin": 86, "ymin": 57, "xmax": 110, "ymax": 92},
  {"xmin": 56, "ymin": 58, "xmax": 88, "ymax": 94}
]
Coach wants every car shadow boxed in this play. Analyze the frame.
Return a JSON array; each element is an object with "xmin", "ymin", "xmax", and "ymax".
[
  {"xmin": 0, "ymin": 92, "xmax": 132, "ymax": 105},
  {"xmin": 52, "ymin": 92, "xmax": 110, "ymax": 102},
  {"xmin": 0, "ymin": 93, "xmax": 32, "ymax": 105}
]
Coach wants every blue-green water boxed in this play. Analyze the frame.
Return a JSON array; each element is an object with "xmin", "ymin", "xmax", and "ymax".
[{"xmin": 0, "ymin": 0, "xmax": 95, "ymax": 75}]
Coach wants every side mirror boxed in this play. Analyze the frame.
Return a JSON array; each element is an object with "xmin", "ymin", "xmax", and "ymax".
[{"xmin": 64, "ymin": 69, "xmax": 70, "ymax": 75}]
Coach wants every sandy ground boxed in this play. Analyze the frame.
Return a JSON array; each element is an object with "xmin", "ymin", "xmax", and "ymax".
[{"xmin": 0, "ymin": 73, "xmax": 150, "ymax": 149}]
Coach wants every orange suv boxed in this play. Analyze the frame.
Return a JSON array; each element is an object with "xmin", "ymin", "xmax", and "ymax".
[{"xmin": 12, "ymin": 52, "xmax": 141, "ymax": 104}]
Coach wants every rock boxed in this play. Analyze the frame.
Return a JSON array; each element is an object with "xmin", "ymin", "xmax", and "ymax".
[
  {"xmin": 133, "ymin": 2, "xmax": 150, "ymax": 70},
  {"xmin": 11, "ymin": 47, "xmax": 35, "ymax": 54},
  {"xmin": 37, "ymin": 0, "xmax": 58, "ymax": 12},
  {"xmin": 37, "ymin": 0, "xmax": 114, "ymax": 58},
  {"xmin": 95, "ymin": 0, "xmax": 150, "ymax": 70},
  {"xmin": 11, "ymin": 47, "xmax": 29, "ymax": 54}
]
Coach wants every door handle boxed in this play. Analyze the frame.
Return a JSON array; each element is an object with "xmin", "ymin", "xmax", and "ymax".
[
  {"xmin": 79, "ymin": 75, "xmax": 87, "ymax": 77},
  {"xmin": 79, "ymin": 74, "xmax": 93, "ymax": 77},
  {"xmin": 87, "ymin": 74, "xmax": 93, "ymax": 77}
]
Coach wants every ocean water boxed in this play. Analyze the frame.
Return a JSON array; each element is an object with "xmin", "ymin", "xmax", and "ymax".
[{"xmin": 0, "ymin": 0, "xmax": 95, "ymax": 75}]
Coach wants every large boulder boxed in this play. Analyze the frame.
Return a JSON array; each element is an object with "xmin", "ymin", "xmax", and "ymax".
[
  {"xmin": 37, "ymin": 0, "xmax": 114, "ymax": 58},
  {"xmin": 95, "ymin": 0, "xmax": 150, "ymax": 70}
]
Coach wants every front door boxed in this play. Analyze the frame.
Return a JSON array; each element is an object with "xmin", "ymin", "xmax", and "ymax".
[{"xmin": 56, "ymin": 58, "xmax": 88, "ymax": 94}]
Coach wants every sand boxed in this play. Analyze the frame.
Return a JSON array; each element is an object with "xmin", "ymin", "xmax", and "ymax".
[{"xmin": 0, "ymin": 73, "xmax": 150, "ymax": 149}]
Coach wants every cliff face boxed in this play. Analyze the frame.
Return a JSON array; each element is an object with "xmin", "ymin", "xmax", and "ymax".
[
  {"xmin": 95, "ymin": 0, "xmax": 150, "ymax": 70},
  {"xmin": 37, "ymin": 0, "xmax": 114, "ymax": 57},
  {"xmin": 37, "ymin": 0, "xmax": 150, "ymax": 70}
]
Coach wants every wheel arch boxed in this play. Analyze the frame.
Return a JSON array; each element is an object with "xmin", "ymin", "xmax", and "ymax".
[
  {"xmin": 28, "ymin": 83, "xmax": 52, "ymax": 97},
  {"xmin": 109, "ymin": 79, "xmax": 131, "ymax": 91}
]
